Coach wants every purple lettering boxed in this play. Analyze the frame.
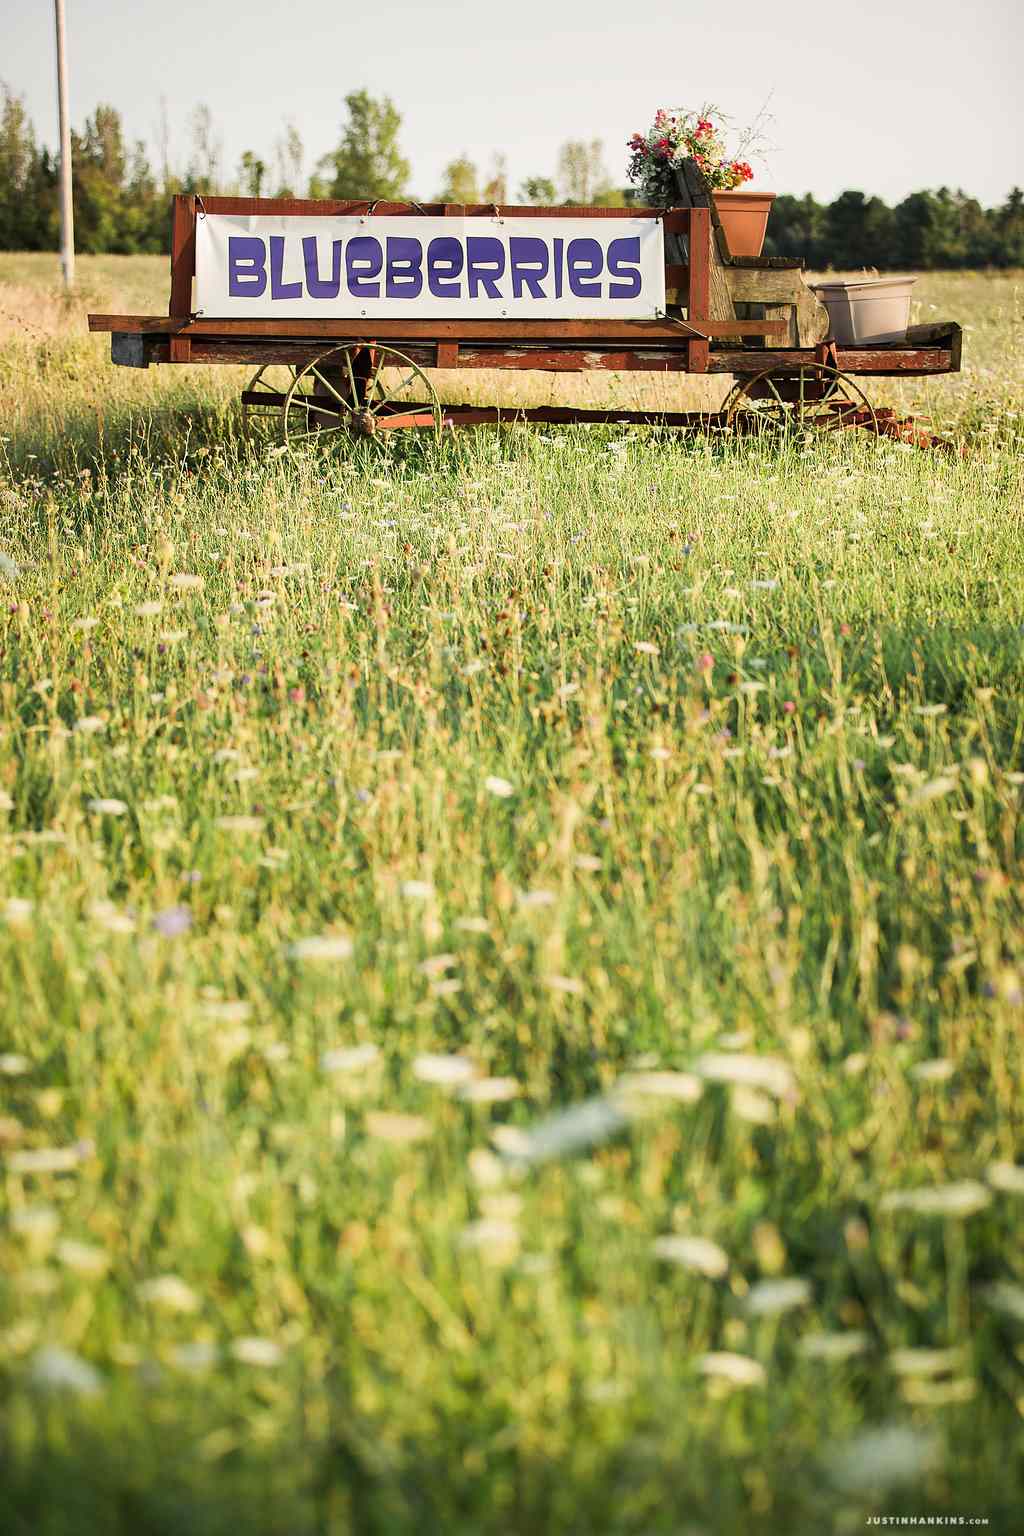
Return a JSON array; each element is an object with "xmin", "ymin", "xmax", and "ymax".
[
  {"xmin": 567, "ymin": 237, "xmax": 602, "ymax": 299},
  {"xmin": 553, "ymin": 237, "xmax": 563, "ymax": 300},
  {"xmin": 346, "ymin": 236, "xmax": 383, "ymax": 298},
  {"xmin": 385, "ymin": 236, "xmax": 423, "ymax": 299},
  {"xmin": 302, "ymin": 236, "xmax": 342, "ymax": 299},
  {"xmin": 427, "ymin": 236, "xmax": 463, "ymax": 297},
  {"xmin": 227, "ymin": 236, "xmax": 267, "ymax": 298},
  {"xmin": 607, "ymin": 236, "xmax": 642, "ymax": 299},
  {"xmin": 465, "ymin": 236, "xmax": 505, "ymax": 299},
  {"xmin": 269, "ymin": 236, "xmax": 302, "ymax": 300},
  {"xmin": 509, "ymin": 236, "xmax": 549, "ymax": 299}
]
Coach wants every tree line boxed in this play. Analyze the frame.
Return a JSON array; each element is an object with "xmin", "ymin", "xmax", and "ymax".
[{"xmin": 2, "ymin": 83, "xmax": 1022, "ymax": 268}]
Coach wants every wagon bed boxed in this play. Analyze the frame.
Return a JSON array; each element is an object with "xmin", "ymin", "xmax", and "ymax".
[{"xmin": 88, "ymin": 177, "xmax": 962, "ymax": 446}]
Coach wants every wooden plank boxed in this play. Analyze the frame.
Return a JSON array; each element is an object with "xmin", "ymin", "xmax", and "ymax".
[
  {"xmin": 707, "ymin": 348, "xmax": 954, "ymax": 375},
  {"xmin": 169, "ymin": 336, "xmax": 192, "ymax": 363},
  {"xmin": 87, "ymin": 314, "xmax": 788, "ymax": 341},
  {"xmin": 169, "ymin": 194, "xmax": 196, "ymax": 317},
  {"xmin": 193, "ymin": 196, "xmax": 669, "ymax": 220},
  {"xmin": 436, "ymin": 342, "xmax": 459, "ymax": 367}
]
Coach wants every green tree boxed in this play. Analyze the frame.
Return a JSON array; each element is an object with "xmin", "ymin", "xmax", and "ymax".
[
  {"xmin": 323, "ymin": 90, "xmax": 409, "ymax": 200},
  {"xmin": 437, "ymin": 155, "xmax": 479, "ymax": 204},
  {"xmin": 482, "ymin": 153, "xmax": 507, "ymax": 205},
  {"xmin": 273, "ymin": 122, "xmax": 303, "ymax": 197},
  {"xmin": 0, "ymin": 84, "xmax": 57, "ymax": 249},
  {"xmin": 238, "ymin": 150, "xmax": 266, "ymax": 197},
  {"xmin": 557, "ymin": 139, "xmax": 612, "ymax": 205},
  {"xmin": 518, "ymin": 175, "xmax": 556, "ymax": 204}
]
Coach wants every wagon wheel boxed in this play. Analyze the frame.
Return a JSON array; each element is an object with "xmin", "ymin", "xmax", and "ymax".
[
  {"xmin": 724, "ymin": 363, "xmax": 877, "ymax": 442},
  {"xmin": 281, "ymin": 344, "xmax": 443, "ymax": 453},
  {"xmin": 241, "ymin": 363, "xmax": 302, "ymax": 441}
]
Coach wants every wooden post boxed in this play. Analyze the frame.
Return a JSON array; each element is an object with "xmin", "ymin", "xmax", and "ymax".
[
  {"xmin": 687, "ymin": 207, "xmax": 711, "ymax": 373},
  {"xmin": 53, "ymin": 0, "xmax": 74, "ymax": 290},
  {"xmin": 168, "ymin": 194, "xmax": 196, "ymax": 362}
]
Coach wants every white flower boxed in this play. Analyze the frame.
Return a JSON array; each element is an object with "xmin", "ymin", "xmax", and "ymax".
[
  {"xmin": 907, "ymin": 776, "xmax": 957, "ymax": 806},
  {"xmin": 3, "ymin": 897, "xmax": 34, "ymax": 925},
  {"xmin": 615, "ymin": 1071, "xmax": 703, "ymax": 1104},
  {"xmin": 880, "ymin": 1180, "xmax": 991, "ymax": 1218},
  {"xmin": 652, "ymin": 1235, "xmax": 729, "ymax": 1278},
  {"xmin": 413, "ymin": 1053, "xmax": 476, "ymax": 1087},
  {"xmin": 888, "ymin": 1347, "xmax": 963, "ymax": 1377},
  {"xmin": 745, "ymin": 1277, "xmax": 811, "ymax": 1316},
  {"xmin": 496, "ymin": 1097, "xmax": 628, "ymax": 1167},
  {"xmin": 697, "ymin": 1352, "xmax": 765, "ymax": 1387},
  {"xmin": 73, "ymin": 716, "xmax": 105, "ymax": 734},
  {"xmin": 517, "ymin": 889, "xmax": 555, "ymax": 909},
  {"xmin": 401, "ymin": 879, "xmax": 435, "ymax": 900},
  {"xmin": 634, "ymin": 641, "xmax": 660, "ymax": 656},
  {"xmin": 7, "ymin": 1146, "xmax": 85, "ymax": 1174},
  {"xmin": 458, "ymin": 1219, "xmax": 520, "ymax": 1260},
  {"xmin": 230, "ymin": 1336, "xmax": 282, "ymax": 1367},
  {"xmin": 138, "ymin": 1274, "xmax": 201, "ymax": 1313},
  {"xmin": 693, "ymin": 1052, "xmax": 795, "ymax": 1100},
  {"xmin": 0, "ymin": 1053, "xmax": 31, "ymax": 1076},
  {"xmin": 135, "ymin": 601, "xmax": 163, "ymax": 617},
  {"xmin": 484, "ymin": 775, "xmax": 515, "ymax": 798},
  {"xmin": 30, "ymin": 1346, "xmax": 103, "ymax": 1397},
  {"xmin": 56, "ymin": 1239, "xmax": 109, "ymax": 1275},
  {"xmin": 986, "ymin": 1161, "xmax": 1024, "ymax": 1195},
  {"xmin": 827, "ymin": 1425, "xmax": 941, "ymax": 1494},
  {"xmin": 322, "ymin": 1043, "xmax": 380, "ymax": 1074},
  {"xmin": 214, "ymin": 815, "xmax": 264, "ymax": 834},
  {"xmin": 171, "ymin": 1340, "xmax": 220, "ymax": 1371},
  {"xmin": 169, "ymin": 573, "xmax": 204, "ymax": 590},
  {"xmin": 88, "ymin": 798, "xmax": 128, "ymax": 816},
  {"xmin": 798, "ymin": 1331, "xmax": 870, "ymax": 1362},
  {"xmin": 910, "ymin": 1058, "xmax": 955, "ymax": 1083},
  {"xmin": 288, "ymin": 934, "xmax": 353, "ymax": 962},
  {"xmin": 364, "ymin": 1112, "xmax": 431, "ymax": 1144},
  {"xmin": 460, "ymin": 1076, "xmax": 521, "ymax": 1104}
]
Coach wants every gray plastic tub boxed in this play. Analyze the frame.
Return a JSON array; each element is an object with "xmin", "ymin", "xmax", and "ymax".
[{"xmin": 809, "ymin": 275, "xmax": 917, "ymax": 345}]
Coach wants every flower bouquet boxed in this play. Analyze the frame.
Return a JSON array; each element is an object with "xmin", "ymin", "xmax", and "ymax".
[{"xmin": 627, "ymin": 105, "xmax": 774, "ymax": 258}]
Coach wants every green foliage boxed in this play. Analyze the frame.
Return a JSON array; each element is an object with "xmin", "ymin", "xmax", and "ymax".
[
  {"xmin": 766, "ymin": 185, "xmax": 1024, "ymax": 269},
  {"xmin": 0, "ymin": 258, "xmax": 1021, "ymax": 1531},
  {"xmin": 518, "ymin": 176, "xmax": 557, "ymax": 204},
  {"xmin": 438, "ymin": 155, "xmax": 480, "ymax": 204},
  {"xmin": 320, "ymin": 89, "xmax": 410, "ymax": 201}
]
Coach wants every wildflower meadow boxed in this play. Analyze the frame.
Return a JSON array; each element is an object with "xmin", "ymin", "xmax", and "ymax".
[{"xmin": 0, "ymin": 255, "xmax": 1022, "ymax": 1533}]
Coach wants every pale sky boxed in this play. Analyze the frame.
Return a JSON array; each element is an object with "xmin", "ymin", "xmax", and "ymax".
[{"xmin": 5, "ymin": 0, "xmax": 1022, "ymax": 206}]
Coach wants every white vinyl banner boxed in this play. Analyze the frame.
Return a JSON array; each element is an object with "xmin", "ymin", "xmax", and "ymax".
[{"xmin": 194, "ymin": 214, "xmax": 666, "ymax": 320}]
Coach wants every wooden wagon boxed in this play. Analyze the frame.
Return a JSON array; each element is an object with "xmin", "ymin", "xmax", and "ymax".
[{"xmin": 88, "ymin": 159, "xmax": 962, "ymax": 448}]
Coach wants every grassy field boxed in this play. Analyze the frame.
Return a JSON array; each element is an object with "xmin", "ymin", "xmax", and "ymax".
[{"xmin": 1, "ymin": 254, "xmax": 1023, "ymax": 1534}]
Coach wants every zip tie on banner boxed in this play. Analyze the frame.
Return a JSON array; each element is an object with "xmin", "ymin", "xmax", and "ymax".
[{"xmin": 196, "ymin": 195, "xmax": 207, "ymax": 220}]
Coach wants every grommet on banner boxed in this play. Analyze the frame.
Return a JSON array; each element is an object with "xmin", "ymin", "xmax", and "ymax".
[{"xmin": 196, "ymin": 195, "xmax": 207, "ymax": 221}]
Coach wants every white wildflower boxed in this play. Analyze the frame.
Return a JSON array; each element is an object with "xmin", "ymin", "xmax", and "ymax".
[
  {"xmin": 827, "ymin": 1425, "xmax": 941, "ymax": 1494},
  {"xmin": 888, "ymin": 1347, "xmax": 963, "ymax": 1377},
  {"xmin": 986, "ymin": 1161, "xmax": 1024, "ymax": 1195},
  {"xmin": 745, "ymin": 1277, "xmax": 812, "ymax": 1316},
  {"xmin": 87, "ymin": 798, "xmax": 128, "ymax": 816},
  {"xmin": 694, "ymin": 1052, "xmax": 795, "ymax": 1100},
  {"xmin": 0, "ymin": 1053, "xmax": 31, "ymax": 1076},
  {"xmin": 73, "ymin": 716, "xmax": 105, "ymax": 734},
  {"xmin": 652, "ymin": 1235, "xmax": 729, "ymax": 1278},
  {"xmin": 697, "ymin": 1352, "xmax": 765, "ymax": 1387},
  {"xmin": 413, "ymin": 1053, "xmax": 476, "ymax": 1087},
  {"xmin": 138, "ymin": 1275, "xmax": 201, "ymax": 1313},
  {"xmin": 880, "ymin": 1181, "xmax": 991, "ymax": 1218},
  {"xmin": 496, "ymin": 1097, "xmax": 628, "ymax": 1167},
  {"xmin": 364, "ymin": 1112, "xmax": 431, "ymax": 1144},
  {"xmin": 910, "ymin": 1058, "xmax": 955, "ymax": 1083},
  {"xmin": 460, "ymin": 1076, "xmax": 521, "ymax": 1104},
  {"xmin": 798, "ymin": 1331, "xmax": 870, "ymax": 1362},
  {"xmin": 615, "ymin": 1071, "xmax": 703, "ymax": 1104},
  {"xmin": 288, "ymin": 934, "xmax": 353, "ymax": 962},
  {"xmin": 484, "ymin": 775, "xmax": 515, "ymax": 798},
  {"xmin": 169, "ymin": 573, "xmax": 204, "ymax": 590},
  {"xmin": 213, "ymin": 815, "xmax": 264, "ymax": 834},
  {"xmin": 401, "ymin": 879, "xmax": 435, "ymax": 900},
  {"xmin": 322, "ymin": 1043, "xmax": 380, "ymax": 1074},
  {"xmin": 230, "ymin": 1336, "xmax": 282, "ymax": 1367},
  {"xmin": 30, "ymin": 1346, "xmax": 103, "ymax": 1397}
]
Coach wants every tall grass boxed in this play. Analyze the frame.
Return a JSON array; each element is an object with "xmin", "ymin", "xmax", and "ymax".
[{"xmin": 0, "ymin": 256, "xmax": 1022, "ymax": 1534}]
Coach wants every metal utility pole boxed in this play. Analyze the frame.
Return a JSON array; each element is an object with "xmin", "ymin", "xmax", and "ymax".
[{"xmin": 54, "ymin": 0, "xmax": 75, "ymax": 288}]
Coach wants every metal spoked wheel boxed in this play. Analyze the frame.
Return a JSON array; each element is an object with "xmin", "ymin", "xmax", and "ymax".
[
  {"xmin": 281, "ymin": 344, "xmax": 443, "ymax": 454},
  {"xmin": 723, "ymin": 363, "xmax": 878, "ymax": 442},
  {"xmin": 241, "ymin": 363, "xmax": 303, "ymax": 443}
]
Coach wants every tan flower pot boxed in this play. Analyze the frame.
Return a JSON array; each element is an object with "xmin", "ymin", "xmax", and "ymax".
[
  {"xmin": 808, "ymin": 276, "xmax": 917, "ymax": 345},
  {"xmin": 712, "ymin": 190, "xmax": 776, "ymax": 258}
]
